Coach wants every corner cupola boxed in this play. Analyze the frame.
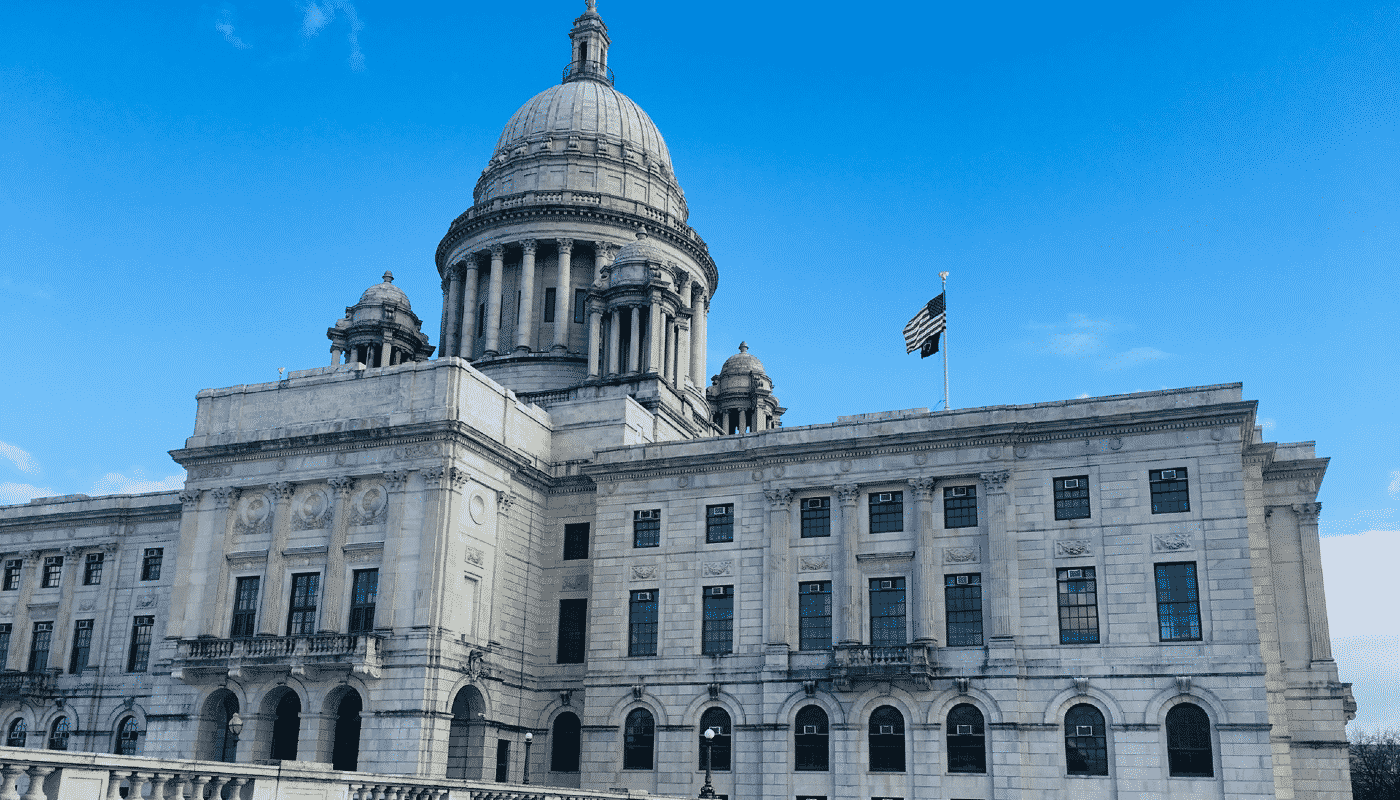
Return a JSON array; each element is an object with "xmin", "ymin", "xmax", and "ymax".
[
  {"xmin": 327, "ymin": 271, "xmax": 435, "ymax": 368},
  {"xmin": 708, "ymin": 342, "xmax": 786, "ymax": 434},
  {"xmin": 565, "ymin": 0, "xmax": 613, "ymax": 85}
]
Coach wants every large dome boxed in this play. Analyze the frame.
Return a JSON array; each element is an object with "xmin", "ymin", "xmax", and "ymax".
[{"xmin": 492, "ymin": 81, "xmax": 673, "ymax": 174}]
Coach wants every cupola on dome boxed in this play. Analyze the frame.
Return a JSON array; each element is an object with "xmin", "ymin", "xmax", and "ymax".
[
  {"xmin": 358, "ymin": 271, "xmax": 412, "ymax": 309},
  {"xmin": 611, "ymin": 231, "xmax": 667, "ymax": 266},
  {"xmin": 720, "ymin": 341, "xmax": 767, "ymax": 376}
]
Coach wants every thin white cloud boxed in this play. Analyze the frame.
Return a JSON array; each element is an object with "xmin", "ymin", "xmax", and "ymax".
[
  {"xmin": 91, "ymin": 470, "xmax": 186, "ymax": 496},
  {"xmin": 0, "ymin": 482, "xmax": 59, "ymax": 506},
  {"xmin": 1389, "ymin": 469, "xmax": 1400, "ymax": 498},
  {"xmin": 301, "ymin": 0, "xmax": 365, "ymax": 71},
  {"xmin": 0, "ymin": 441, "xmax": 39, "ymax": 475},
  {"xmin": 1098, "ymin": 346, "xmax": 1170, "ymax": 371},
  {"xmin": 1257, "ymin": 417, "xmax": 1277, "ymax": 431},
  {"xmin": 216, "ymin": 8, "xmax": 250, "ymax": 49}
]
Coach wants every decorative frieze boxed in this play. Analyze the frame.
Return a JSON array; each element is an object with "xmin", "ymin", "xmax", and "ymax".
[
  {"xmin": 630, "ymin": 565, "xmax": 657, "ymax": 581},
  {"xmin": 291, "ymin": 488, "xmax": 332, "ymax": 530},
  {"xmin": 233, "ymin": 493, "xmax": 272, "ymax": 536},
  {"xmin": 1152, "ymin": 533, "xmax": 1193, "ymax": 553},
  {"xmin": 943, "ymin": 546, "xmax": 979, "ymax": 565},
  {"xmin": 349, "ymin": 485, "xmax": 389, "ymax": 527},
  {"xmin": 1055, "ymin": 539, "xmax": 1092, "ymax": 558},
  {"xmin": 702, "ymin": 560, "xmax": 733, "ymax": 577},
  {"xmin": 797, "ymin": 556, "xmax": 830, "ymax": 572}
]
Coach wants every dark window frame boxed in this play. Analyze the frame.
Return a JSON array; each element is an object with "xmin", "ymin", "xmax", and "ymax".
[
  {"xmin": 698, "ymin": 707, "xmax": 732, "ymax": 771},
  {"xmin": 623, "ymin": 708, "xmax": 655, "ymax": 770},
  {"xmin": 47, "ymin": 716, "xmax": 70, "ymax": 751},
  {"xmin": 116, "ymin": 716, "xmax": 140, "ymax": 756},
  {"xmin": 944, "ymin": 573, "xmax": 983, "ymax": 647},
  {"xmin": 562, "ymin": 522, "xmax": 590, "ymax": 560},
  {"xmin": 543, "ymin": 287, "xmax": 557, "ymax": 323},
  {"xmin": 1054, "ymin": 475, "xmax": 1091, "ymax": 520},
  {"xmin": 556, "ymin": 598, "xmax": 587, "ymax": 664},
  {"xmin": 800, "ymin": 497, "xmax": 831, "ymax": 538},
  {"xmin": 83, "ymin": 552, "xmax": 104, "ymax": 586},
  {"xmin": 573, "ymin": 288, "xmax": 588, "ymax": 324},
  {"xmin": 628, "ymin": 589, "xmax": 658, "ymax": 657},
  {"xmin": 141, "ymin": 548, "xmax": 163, "ymax": 581},
  {"xmin": 286, "ymin": 572, "xmax": 320, "ymax": 636},
  {"xmin": 798, "ymin": 581, "xmax": 832, "ymax": 651},
  {"xmin": 702, "ymin": 585, "xmax": 734, "ymax": 656},
  {"xmin": 41, "ymin": 556, "xmax": 63, "ymax": 589},
  {"xmin": 794, "ymin": 705, "xmax": 830, "ymax": 771},
  {"xmin": 633, "ymin": 509, "xmax": 660, "ymax": 548},
  {"xmin": 6, "ymin": 718, "xmax": 26, "ymax": 748},
  {"xmin": 1149, "ymin": 468, "xmax": 1191, "ymax": 514},
  {"xmin": 1057, "ymin": 566, "xmax": 1100, "ymax": 644},
  {"xmin": 1065, "ymin": 704, "xmax": 1109, "ymax": 776},
  {"xmin": 28, "ymin": 621, "xmax": 53, "ymax": 672},
  {"xmin": 348, "ymin": 568, "xmax": 379, "ymax": 634},
  {"xmin": 69, "ymin": 619, "xmax": 94, "ymax": 674},
  {"xmin": 2, "ymin": 560, "xmax": 20, "ymax": 591},
  {"xmin": 1165, "ymin": 703, "xmax": 1214, "ymax": 777},
  {"xmin": 230, "ymin": 575, "xmax": 260, "ymax": 638},
  {"xmin": 868, "ymin": 705, "xmax": 906, "ymax": 772},
  {"xmin": 947, "ymin": 703, "xmax": 987, "ymax": 773},
  {"xmin": 943, "ymin": 485, "xmax": 978, "ymax": 528},
  {"xmin": 550, "ymin": 712, "xmax": 582, "ymax": 772},
  {"xmin": 0, "ymin": 623, "xmax": 11, "ymax": 670},
  {"xmin": 705, "ymin": 504, "xmax": 735, "ymax": 544},
  {"xmin": 869, "ymin": 491, "xmax": 904, "ymax": 533},
  {"xmin": 869, "ymin": 577, "xmax": 907, "ymax": 647},
  {"xmin": 127, "ymin": 616, "xmax": 154, "ymax": 673},
  {"xmin": 1155, "ymin": 562, "xmax": 1203, "ymax": 642}
]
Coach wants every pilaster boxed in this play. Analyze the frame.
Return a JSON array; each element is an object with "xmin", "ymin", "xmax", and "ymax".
[
  {"xmin": 208, "ymin": 486, "xmax": 240, "ymax": 637},
  {"xmin": 910, "ymin": 477, "xmax": 937, "ymax": 645},
  {"xmin": 1291, "ymin": 502, "xmax": 1332, "ymax": 663},
  {"xmin": 834, "ymin": 483, "xmax": 861, "ymax": 646},
  {"xmin": 763, "ymin": 488, "xmax": 794, "ymax": 648},
  {"xmin": 981, "ymin": 470, "xmax": 1017, "ymax": 647},
  {"xmin": 258, "ymin": 482, "xmax": 296, "ymax": 636},
  {"xmin": 318, "ymin": 477, "xmax": 355, "ymax": 632},
  {"xmin": 376, "ymin": 470, "xmax": 411, "ymax": 632}
]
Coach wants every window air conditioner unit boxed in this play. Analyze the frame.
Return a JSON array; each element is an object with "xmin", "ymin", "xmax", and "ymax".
[
  {"xmin": 712, "ymin": 506, "xmax": 728, "ymax": 516},
  {"xmin": 1063, "ymin": 479, "xmax": 1080, "ymax": 489},
  {"xmin": 710, "ymin": 587, "xmax": 726, "ymax": 596},
  {"xmin": 1161, "ymin": 470, "xmax": 1177, "ymax": 480},
  {"xmin": 803, "ymin": 725, "xmax": 818, "ymax": 735},
  {"xmin": 637, "ymin": 510, "xmax": 657, "ymax": 519},
  {"xmin": 956, "ymin": 575, "xmax": 968, "ymax": 585},
  {"xmin": 804, "ymin": 498, "xmax": 824, "ymax": 509},
  {"xmin": 635, "ymin": 592, "xmax": 652, "ymax": 601},
  {"xmin": 1076, "ymin": 726, "xmax": 1094, "ymax": 737},
  {"xmin": 956, "ymin": 725, "xmax": 974, "ymax": 735},
  {"xmin": 951, "ymin": 487, "xmax": 968, "ymax": 497},
  {"xmin": 1067, "ymin": 569, "xmax": 1083, "ymax": 579},
  {"xmin": 880, "ymin": 580, "xmax": 893, "ymax": 589},
  {"xmin": 877, "ymin": 493, "xmax": 894, "ymax": 502},
  {"xmin": 879, "ymin": 725, "xmax": 895, "ymax": 735}
]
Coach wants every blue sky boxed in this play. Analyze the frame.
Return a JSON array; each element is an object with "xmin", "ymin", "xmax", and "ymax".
[{"xmin": 2, "ymin": 1, "xmax": 1397, "ymax": 732}]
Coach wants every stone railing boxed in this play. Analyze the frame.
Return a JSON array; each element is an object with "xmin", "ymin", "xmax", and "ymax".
[
  {"xmin": 0, "ymin": 747, "xmax": 683, "ymax": 800},
  {"xmin": 832, "ymin": 643, "xmax": 936, "ymax": 689},
  {"xmin": 173, "ymin": 635, "xmax": 383, "ymax": 682},
  {"xmin": 0, "ymin": 672, "xmax": 53, "ymax": 701}
]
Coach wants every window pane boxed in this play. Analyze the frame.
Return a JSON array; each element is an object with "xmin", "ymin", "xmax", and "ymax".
[
  {"xmin": 623, "ymin": 709, "xmax": 654, "ymax": 770},
  {"xmin": 633, "ymin": 510, "xmax": 660, "ymax": 548},
  {"xmin": 1166, "ymin": 704, "xmax": 1213, "ymax": 777},
  {"xmin": 869, "ymin": 706, "xmax": 905, "ymax": 772},
  {"xmin": 629, "ymin": 590, "xmax": 658, "ymax": 657},
  {"xmin": 869, "ymin": 578, "xmax": 906, "ymax": 647},
  {"xmin": 127, "ymin": 616, "xmax": 154, "ymax": 673},
  {"xmin": 349, "ymin": 569, "xmax": 379, "ymax": 633},
  {"xmin": 944, "ymin": 574, "xmax": 983, "ymax": 646},
  {"xmin": 798, "ymin": 581, "xmax": 832, "ymax": 651},
  {"xmin": 42, "ymin": 556, "xmax": 63, "ymax": 588},
  {"xmin": 1065, "ymin": 704, "xmax": 1108, "ymax": 776},
  {"xmin": 563, "ymin": 523, "xmax": 590, "ymax": 560},
  {"xmin": 1156, "ymin": 562, "xmax": 1202, "ymax": 641},
  {"xmin": 543, "ymin": 287, "xmax": 556, "ymax": 322},
  {"xmin": 69, "ymin": 619, "xmax": 94, "ymax": 674},
  {"xmin": 1054, "ymin": 476, "xmax": 1091, "ymax": 520},
  {"xmin": 801, "ymin": 497, "xmax": 831, "ymax": 538},
  {"xmin": 706, "ymin": 504, "xmax": 734, "ymax": 543},
  {"xmin": 702, "ymin": 586, "xmax": 733, "ymax": 655},
  {"xmin": 1150, "ymin": 468, "xmax": 1190, "ymax": 514},
  {"xmin": 947, "ymin": 704, "xmax": 986, "ymax": 773},
  {"xmin": 557, "ymin": 599, "xmax": 587, "ymax": 663},
  {"xmin": 84, "ymin": 553, "xmax": 104, "ymax": 586},
  {"xmin": 943, "ymin": 486, "xmax": 978, "ymax": 528},
  {"xmin": 141, "ymin": 548, "xmax": 164, "ymax": 581},
  {"xmin": 231, "ymin": 576, "xmax": 260, "ymax": 637},
  {"xmin": 29, "ymin": 622, "xmax": 52, "ymax": 672},
  {"xmin": 287, "ymin": 573, "xmax": 320, "ymax": 636},
  {"xmin": 869, "ymin": 492, "xmax": 903, "ymax": 533},
  {"xmin": 551, "ymin": 712, "xmax": 582, "ymax": 772},
  {"xmin": 1057, "ymin": 567, "xmax": 1100, "ymax": 644},
  {"xmin": 699, "ymin": 708, "xmax": 732, "ymax": 771},
  {"xmin": 794, "ymin": 706, "xmax": 829, "ymax": 771}
]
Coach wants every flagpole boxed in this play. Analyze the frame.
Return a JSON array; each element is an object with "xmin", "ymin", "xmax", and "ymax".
[{"xmin": 939, "ymin": 271, "xmax": 950, "ymax": 412}]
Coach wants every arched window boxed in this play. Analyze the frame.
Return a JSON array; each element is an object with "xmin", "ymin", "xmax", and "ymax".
[
  {"xmin": 115, "ymin": 716, "xmax": 140, "ymax": 756},
  {"xmin": 698, "ymin": 707, "xmax": 731, "ymax": 772},
  {"xmin": 6, "ymin": 719, "xmax": 27, "ymax": 748},
  {"xmin": 868, "ymin": 705, "xmax": 905, "ymax": 772},
  {"xmin": 1166, "ymin": 704, "xmax": 1213, "ymax": 777},
  {"xmin": 794, "ymin": 706, "xmax": 829, "ymax": 771},
  {"xmin": 48, "ymin": 717, "xmax": 70, "ymax": 751},
  {"xmin": 331, "ymin": 690, "xmax": 363, "ymax": 771},
  {"xmin": 550, "ymin": 712, "xmax": 582, "ymax": 772},
  {"xmin": 623, "ymin": 709, "xmax": 654, "ymax": 770},
  {"xmin": 947, "ymin": 704, "xmax": 986, "ymax": 773},
  {"xmin": 1064, "ymin": 704, "xmax": 1108, "ymax": 776},
  {"xmin": 270, "ymin": 691, "xmax": 302, "ymax": 761}
]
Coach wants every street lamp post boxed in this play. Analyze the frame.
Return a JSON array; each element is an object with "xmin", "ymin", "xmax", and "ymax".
[
  {"xmin": 699, "ymin": 727, "xmax": 716, "ymax": 799},
  {"xmin": 523, "ymin": 732, "xmax": 533, "ymax": 785}
]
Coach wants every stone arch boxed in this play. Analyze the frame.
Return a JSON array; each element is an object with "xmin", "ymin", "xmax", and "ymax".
[
  {"xmin": 104, "ymin": 703, "xmax": 148, "ymax": 756},
  {"xmin": 1040, "ymin": 684, "xmax": 1125, "ymax": 726},
  {"xmin": 1142, "ymin": 681, "xmax": 1230, "ymax": 727},
  {"xmin": 197, "ymin": 687, "xmax": 243, "ymax": 762},
  {"xmin": 606, "ymin": 692, "xmax": 670, "ymax": 729},
  {"xmin": 41, "ymin": 710, "xmax": 76, "ymax": 751},
  {"xmin": 4, "ymin": 712, "xmax": 32, "ymax": 748},
  {"xmin": 258, "ymin": 685, "xmax": 303, "ymax": 762},
  {"xmin": 547, "ymin": 709, "xmax": 583, "ymax": 774},
  {"xmin": 446, "ymin": 684, "xmax": 488, "ymax": 779},
  {"xmin": 927, "ymin": 686, "xmax": 1005, "ymax": 727},
  {"xmin": 678, "ymin": 688, "xmax": 748, "ymax": 728},
  {"xmin": 325, "ymin": 686, "xmax": 364, "ymax": 771},
  {"xmin": 847, "ymin": 686, "xmax": 920, "ymax": 721},
  {"xmin": 775, "ymin": 688, "xmax": 847, "ymax": 727}
]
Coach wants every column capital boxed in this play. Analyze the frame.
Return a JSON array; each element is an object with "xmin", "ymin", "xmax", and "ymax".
[
  {"xmin": 835, "ymin": 483, "xmax": 860, "ymax": 507},
  {"xmin": 594, "ymin": 241, "xmax": 617, "ymax": 263},
  {"xmin": 980, "ymin": 470, "xmax": 1011, "ymax": 493},
  {"xmin": 764, "ymin": 488, "xmax": 793, "ymax": 509},
  {"xmin": 556, "ymin": 237, "xmax": 575, "ymax": 252},
  {"xmin": 674, "ymin": 269, "xmax": 691, "ymax": 293},
  {"xmin": 910, "ymin": 477, "xmax": 936, "ymax": 499},
  {"xmin": 497, "ymin": 490, "xmax": 520, "ymax": 516},
  {"xmin": 425, "ymin": 465, "xmax": 469, "ymax": 490},
  {"xmin": 211, "ymin": 486, "xmax": 240, "ymax": 508},
  {"xmin": 328, "ymin": 476, "xmax": 355, "ymax": 496},
  {"xmin": 178, "ymin": 489, "xmax": 200, "ymax": 509},
  {"xmin": 269, "ymin": 481, "xmax": 295, "ymax": 502},
  {"xmin": 520, "ymin": 238, "xmax": 538, "ymax": 255},
  {"xmin": 489, "ymin": 243, "xmax": 506, "ymax": 259},
  {"xmin": 384, "ymin": 469, "xmax": 411, "ymax": 492},
  {"xmin": 1292, "ymin": 502, "xmax": 1322, "ymax": 523}
]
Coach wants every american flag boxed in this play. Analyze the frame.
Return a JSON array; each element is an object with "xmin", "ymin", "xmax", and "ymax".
[{"xmin": 902, "ymin": 293, "xmax": 946, "ymax": 358}]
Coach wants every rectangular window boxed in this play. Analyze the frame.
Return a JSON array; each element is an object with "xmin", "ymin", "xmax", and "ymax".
[
  {"xmin": 1150, "ymin": 468, "xmax": 1190, "ymax": 514},
  {"xmin": 287, "ymin": 573, "xmax": 320, "ymax": 636},
  {"xmin": 706, "ymin": 504, "xmax": 734, "ymax": 543},
  {"xmin": 83, "ymin": 552, "xmax": 104, "ymax": 585},
  {"xmin": 563, "ymin": 522, "xmax": 590, "ymax": 560},
  {"xmin": 798, "ymin": 581, "xmax": 832, "ymax": 651},
  {"xmin": 28, "ymin": 621, "xmax": 53, "ymax": 672},
  {"xmin": 870, "ymin": 577, "xmax": 907, "ymax": 646},
  {"xmin": 557, "ymin": 598, "xmax": 587, "ymax": 663},
  {"xmin": 800, "ymin": 497, "xmax": 831, "ymax": 538},
  {"xmin": 0, "ymin": 623, "xmax": 10, "ymax": 670},
  {"xmin": 127, "ymin": 616, "xmax": 153, "ymax": 673},
  {"xmin": 349, "ymin": 568, "xmax": 379, "ymax": 633},
  {"xmin": 1057, "ymin": 567, "xmax": 1100, "ymax": 644},
  {"xmin": 2, "ymin": 560, "xmax": 19, "ymax": 591},
  {"xmin": 543, "ymin": 287, "xmax": 557, "ymax": 322},
  {"xmin": 230, "ymin": 576, "xmax": 260, "ymax": 637},
  {"xmin": 633, "ymin": 509, "xmax": 660, "ymax": 548},
  {"xmin": 1054, "ymin": 476, "xmax": 1091, "ymax": 520},
  {"xmin": 573, "ymin": 288, "xmax": 587, "ymax": 323},
  {"xmin": 141, "ymin": 548, "xmax": 163, "ymax": 581},
  {"xmin": 41, "ymin": 556, "xmax": 63, "ymax": 588},
  {"xmin": 944, "ymin": 573, "xmax": 983, "ymax": 646},
  {"xmin": 69, "ymin": 619, "xmax": 94, "ymax": 674},
  {"xmin": 869, "ymin": 492, "xmax": 904, "ymax": 533},
  {"xmin": 943, "ymin": 486, "xmax": 978, "ymax": 528},
  {"xmin": 628, "ymin": 589, "xmax": 658, "ymax": 657},
  {"xmin": 1156, "ymin": 562, "xmax": 1202, "ymax": 641},
  {"xmin": 702, "ymin": 585, "xmax": 734, "ymax": 655}
]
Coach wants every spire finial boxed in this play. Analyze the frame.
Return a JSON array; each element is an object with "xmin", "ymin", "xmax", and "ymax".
[
  {"xmin": 738, "ymin": 342, "xmax": 748, "ymax": 353},
  {"xmin": 585, "ymin": 0, "xmax": 597, "ymax": 10},
  {"xmin": 382, "ymin": 271, "xmax": 394, "ymax": 284}
]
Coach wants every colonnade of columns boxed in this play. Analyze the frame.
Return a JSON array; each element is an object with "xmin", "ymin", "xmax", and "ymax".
[
  {"xmin": 439, "ymin": 238, "xmax": 710, "ymax": 391},
  {"xmin": 331, "ymin": 341, "xmax": 410, "ymax": 368}
]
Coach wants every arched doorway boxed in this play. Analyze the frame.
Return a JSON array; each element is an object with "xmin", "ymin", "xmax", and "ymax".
[
  {"xmin": 331, "ymin": 689, "xmax": 363, "ymax": 771},
  {"xmin": 200, "ymin": 690, "xmax": 240, "ymax": 763},
  {"xmin": 446, "ymin": 686, "xmax": 486, "ymax": 779},
  {"xmin": 269, "ymin": 690, "xmax": 302, "ymax": 762}
]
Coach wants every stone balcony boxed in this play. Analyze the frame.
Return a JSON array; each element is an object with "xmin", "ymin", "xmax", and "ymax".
[
  {"xmin": 171, "ymin": 634, "xmax": 384, "ymax": 682},
  {"xmin": 0, "ymin": 671, "xmax": 53, "ymax": 701},
  {"xmin": 788, "ymin": 644, "xmax": 938, "ymax": 690}
]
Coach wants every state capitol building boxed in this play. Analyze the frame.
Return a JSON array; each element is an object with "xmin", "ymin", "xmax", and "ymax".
[{"xmin": 0, "ymin": 4, "xmax": 1355, "ymax": 799}]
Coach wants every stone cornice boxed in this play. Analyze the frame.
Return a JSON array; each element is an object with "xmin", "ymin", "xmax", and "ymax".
[
  {"xmin": 1263, "ymin": 457, "xmax": 1329, "ymax": 482},
  {"xmin": 0, "ymin": 497, "xmax": 180, "ymax": 532},
  {"xmin": 583, "ymin": 401, "xmax": 1256, "ymax": 484}
]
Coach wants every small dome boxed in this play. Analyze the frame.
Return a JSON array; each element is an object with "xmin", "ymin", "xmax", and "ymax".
[
  {"xmin": 359, "ymin": 271, "xmax": 410, "ymax": 309},
  {"xmin": 611, "ymin": 231, "xmax": 667, "ymax": 265},
  {"xmin": 493, "ymin": 81, "xmax": 674, "ymax": 176},
  {"xmin": 720, "ymin": 342, "xmax": 766, "ymax": 376}
]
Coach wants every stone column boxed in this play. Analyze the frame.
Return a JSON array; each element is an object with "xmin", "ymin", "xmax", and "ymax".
[
  {"xmin": 648, "ymin": 296, "xmax": 664, "ymax": 374},
  {"xmin": 627, "ymin": 306, "xmax": 641, "ymax": 374},
  {"xmin": 318, "ymin": 477, "xmax": 355, "ymax": 633},
  {"xmin": 207, "ymin": 487, "xmax": 240, "ymax": 635},
  {"xmin": 1293, "ymin": 502, "xmax": 1333, "ymax": 661},
  {"xmin": 981, "ymin": 470, "xmax": 1017, "ymax": 643},
  {"xmin": 676, "ymin": 320, "xmax": 691, "ymax": 391},
  {"xmin": 910, "ymin": 478, "xmax": 937, "ymax": 645},
  {"xmin": 587, "ymin": 302, "xmax": 603, "ymax": 378},
  {"xmin": 515, "ymin": 239, "xmax": 538, "ymax": 351},
  {"xmin": 381, "ymin": 337, "xmax": 394, "ymax": 367},
  {"xmin": 592, "ymin": 240, "xmax": 613, "ymax": 287},
  {"xmin": 553, "ymin": 239, "xmax": 573, "ymax": 351},
  {"xmin": 834, "ymin": 484, "xmax": 861, "ymax": 646},
  {"xmin": 330, "ymin": 346, "xmax": 342, "ymax": 366},
  {"xmin": 457, "ymin": 258, "xmax": 480, "ymax": 360},
  {"xmin": 764, "ymin": 489, "xmax": 794, "ymax": 647},
  {"xmin": 258, "ymin": 482, "xmax": 296, "ymax": 636},
  {"xmin": 606, "ymin": 308, "xmax": 621, "ymax": 376},
  {"xmin": 484, "ymin": 244, "xmax": 505, "ymax": 356},
  {"xmin": 443, "ymin": 265, "xmax": 463, "ymax": 359},
  {"xmin": 693, "ymin": 292, "xmax": 709, "ymax": 388},
  {"xmin": 438, "ymin": 275, "xmax": 451, "ymax": 360}
]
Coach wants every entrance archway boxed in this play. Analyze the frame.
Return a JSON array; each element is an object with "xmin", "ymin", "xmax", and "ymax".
[
  {"xmin": 268, "ymin": 689, "xmax": 302, "ymax": 761},
  {"xmin": 199, "ymin": 690, "xmax": 240, "ymax": 763},
  {"xmin": 446, "ymin": 686, "xmax": 486, "ymax": 779},
  {"xmin": 331, "ymin": 689, "xmax": 363, "ymax": 771}
]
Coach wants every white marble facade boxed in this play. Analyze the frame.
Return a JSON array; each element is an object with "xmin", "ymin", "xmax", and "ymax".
[{"xmin": 0, "ymin": 4, "xmax": 1354, "ymax": 799}]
